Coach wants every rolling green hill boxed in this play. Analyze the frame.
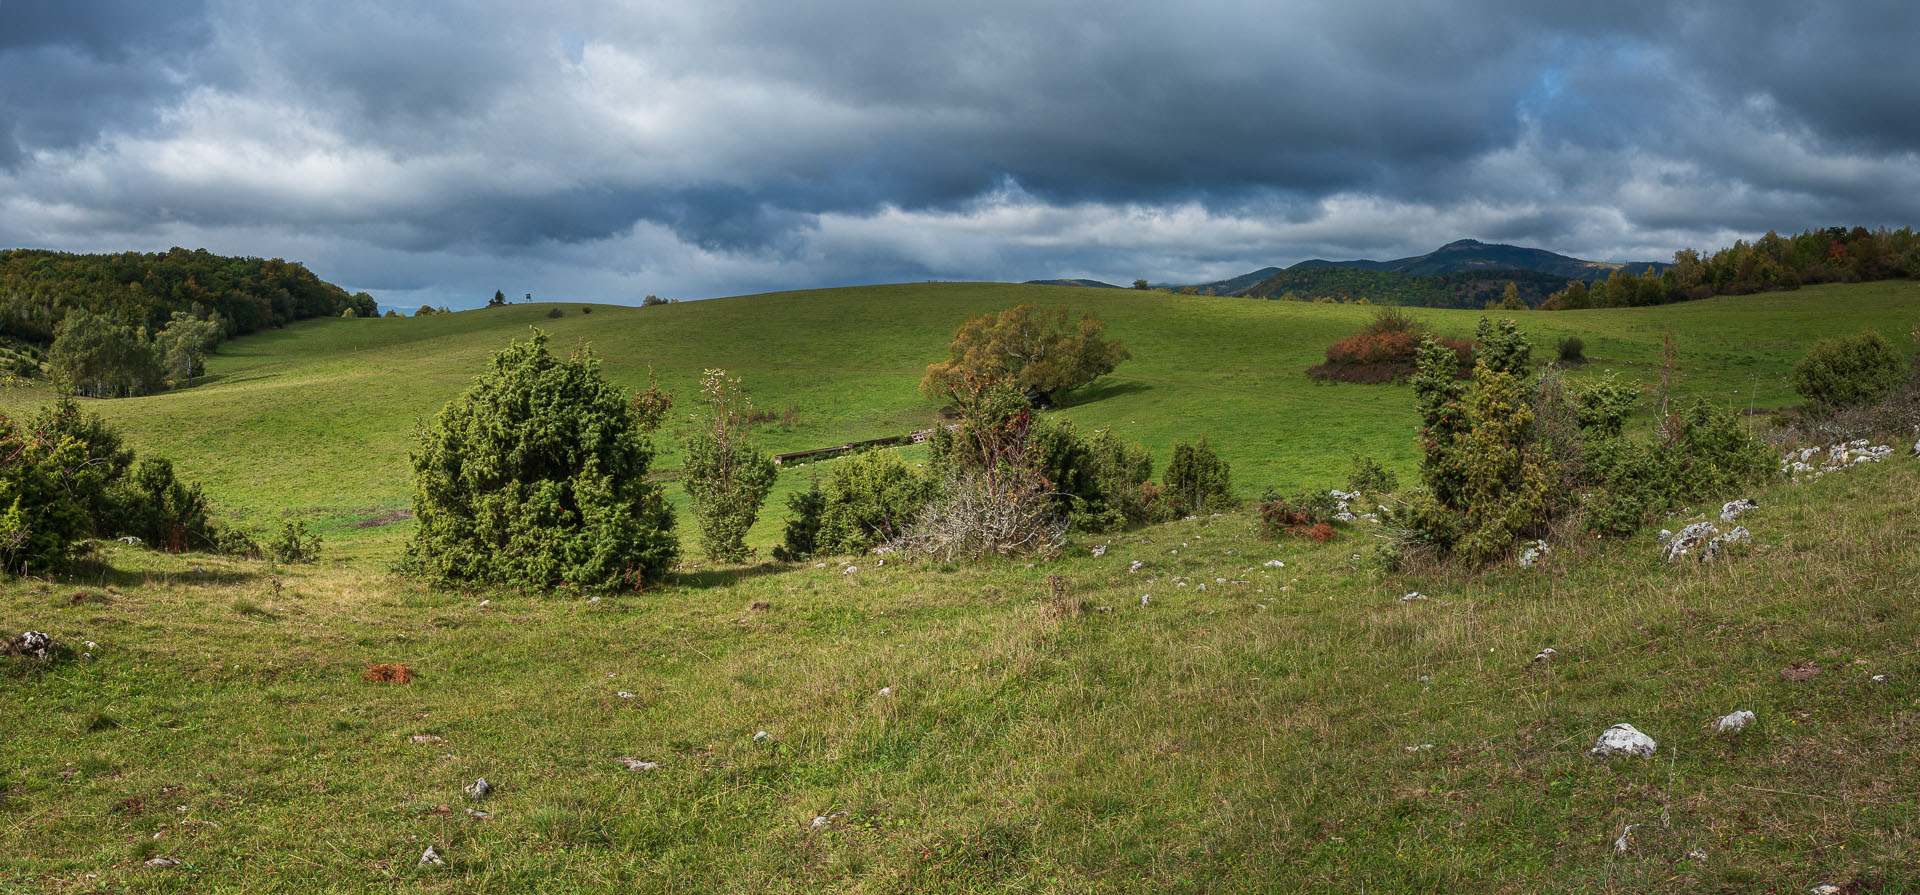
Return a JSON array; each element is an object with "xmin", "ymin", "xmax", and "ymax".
[{"xmin": 2, "ymin": 280, "xmax": 1916, "ymax": 560}]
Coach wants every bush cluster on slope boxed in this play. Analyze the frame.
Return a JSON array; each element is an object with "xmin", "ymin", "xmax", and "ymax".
[{"xmin": 0, "ymin": 397, "xmax": 255, "ymax": 574}]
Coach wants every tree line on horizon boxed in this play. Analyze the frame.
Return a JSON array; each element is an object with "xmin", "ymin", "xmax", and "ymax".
[{"xmin": 1540, "ymin": 226, "xmax": 1920, "ymax": 310}]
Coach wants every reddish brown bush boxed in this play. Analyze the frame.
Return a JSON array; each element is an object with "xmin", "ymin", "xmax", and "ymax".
[
  {"xmin": 362, "ymin": 663, "xmax": 415, "ymax": 683},
  {"xmin": 1309, "ymin": 332, "xmax": 1473, "ymax": 384},
  {"xmin": 1257, "ymin": 492, "xmax": 1341, "ymax": 542}
]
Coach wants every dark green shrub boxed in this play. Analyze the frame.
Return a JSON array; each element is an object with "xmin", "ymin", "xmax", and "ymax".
[
  {"xmin": 1398, "ymin": 329, "xmax": 1557, "ymax": 565},
  {"xmin": 0, "ymin": 412, "xmax": 92, "ymax": 574},
  {"xmin": 546, "ymin": 306, "xmax": 564, "ymax": 319},
  {"xmin": 1474, "ymin": 316, "xmax": 1533, "ymax": 377},
  {"xmin": 1570, "ymin": 371, "xmax": 1638, "ymax": 437},
  {"xmin": 115, "ymin": 457, "xmax": 215, "ymax": 553},
  {"xmin": 1792, "ymin": 330, "xmax": 1907, "ymax": 412},
  {"xmin": 816, "ymin": 450, "xmax": 936, "ymax": 556},
  {"xmin": 1345, "ymin": 454, "xmax": 1397, "ymax": 494},
  {"xmin": 581, "ymin": 306, "xmax": 592, "ymax": 314},
  {"xmin": 1082, "ymin": 429, "xmax": 1156, "ymax": 526},
  {"xmin": 268, "ymin": 520, "xmax": 322, "ymax": 563},
  {"xmin": 1557, "ymin": 336, "xmax": 1585, "ymax": 365},
  {"xmin": 27, "ymin": 397, "xmax": 132, "ymax": 535},
  {"xmin": 399, "ymin": 331, "xmax": 678, "ymax": 592},
  {"xmin": 215, "ymin": 527, "xmax": 262, "ymax": 559},
  {"xmin": 772, "ymin": 482, "xmax": 826, "ymax": 562},
  {"xmin": 1163, "ymin": 437, "xmax": 1234, "ymax": 514}
]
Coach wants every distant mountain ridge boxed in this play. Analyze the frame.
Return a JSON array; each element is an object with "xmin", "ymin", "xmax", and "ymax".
[
  {"xmin": 1024, "ymin": 239, "xmax": 1667, "ymax": 301},
  {"xmin": 1290, "ymin": 238, "xmax": 1665, "ymax": 281},
  {"xmin": 1023, "ymin": 278, "xmax": 1123, "ymax": 289}
]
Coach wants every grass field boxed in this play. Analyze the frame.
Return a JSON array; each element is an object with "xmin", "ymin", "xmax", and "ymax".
[
  {"xmin": 4, "ymin": 280, "xmax": 1920, "ymax": 892},
  {"xmin": 3, "ymin": 437, "xmax": 1916, "ymax": 892},
  {"xmin": 1, "ymin": 280, "xmax": 1915, "ymax": 561}
]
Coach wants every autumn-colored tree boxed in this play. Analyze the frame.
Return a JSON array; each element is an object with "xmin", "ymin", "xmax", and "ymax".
[{"xmin": 920, "ymin": 304, "xmax": 1129, "ymax": 405}]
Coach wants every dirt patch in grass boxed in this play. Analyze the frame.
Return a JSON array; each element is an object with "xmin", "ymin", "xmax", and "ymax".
[{"xmin": 351, "ymin": 509, "xmax": 414, "ymax": 529}]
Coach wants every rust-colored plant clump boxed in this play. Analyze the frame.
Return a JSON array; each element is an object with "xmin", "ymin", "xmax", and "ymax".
[{"xmin": 362, "ymin": 663, "xmax": 415, "ymax": 683}]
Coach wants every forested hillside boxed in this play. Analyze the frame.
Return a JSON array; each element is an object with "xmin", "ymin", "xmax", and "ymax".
[
  {"xmin": 1242, "ymin": 266, "xmax": 1571, "ymax": 307},
  {"xmin": 0, "ymin": 248, "xmax": 377, "ymax": 347}
]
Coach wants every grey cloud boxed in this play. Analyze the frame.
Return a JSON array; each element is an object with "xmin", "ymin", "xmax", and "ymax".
[{"xmin": 2, "ymin": 0, "xmax": 1919, "ymax": 304}]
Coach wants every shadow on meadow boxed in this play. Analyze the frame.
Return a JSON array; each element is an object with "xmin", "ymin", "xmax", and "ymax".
[
  {"xmin": 1060, "ymin": 376, "xmax": 1151, "ymax": 406},
  {"xmin": 673, "ymin": 560, "xmax": 795, "ymax": 590}
]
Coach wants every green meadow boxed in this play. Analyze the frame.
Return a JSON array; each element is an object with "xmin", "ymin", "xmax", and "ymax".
[
  {"xmin": 4, "ymin": 280, "xmax": 1920, "ymax": 892},
  {"xmin": 2, "ymin": 280, "xmax": 1915, "ymax": 560}
]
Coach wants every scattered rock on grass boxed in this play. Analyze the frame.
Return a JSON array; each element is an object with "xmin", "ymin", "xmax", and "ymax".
[
  {"xmin": 1713, "ymin": 710, "xmax": 1755, "ymax": 733},
  {"xmin": 463, "ymin": 778, "xmax": 490, "ymax": 800},
  {"xmin": 1720, "ymin": 498, "xmax": 1759, "ymax": 523},
  {"xmin": 1263, "ymin": 559, "xmax": 1284, "ymax": 568},
  {"xmin": 418, "ymin": 845, "xmax": 445, "ymax": 867},
  {"xmin": 1399, "ymin": 592, "xmax": 1428, "ymax": 603},
  {"xmin": 1532, "ymin": 647, "xmax": 1557, "ymax": 663},
  {"xmin": 144, "ymin": 857, "xmax": 181, "ymax": 869},
  {"xmin": 1090, "ymin": 544, "xmax": 1106, "ymax": 557},
  {"xmin": 1870, "ymin": 674, "xmax": 1889, "ymax": 684},
  {"xmin": 1662, "ymin": 522, "xmax": 1718, "ymax": 563},
  {"xmin": 5, "ymin": 631, "xmax": 55, "ymax": 660},
  {"xmin": 1517, "ymin": 540, "xmax": 1550, "ymax": 568},
  {"xmin": 1701, "ymin": 526, "xmax": 1751, "ymax": 561},
  {"xmin": 1688, "ymin": 848, "xmax": 1709, "ymax": 861},
  {"xmin": 1613, "ymin": 823, "xmax": 1639, "ymax": 854},
  {"xmin": 617, "ymin": 691, "xmax": 636, "ymax": 700},
  {"xmin": 465, "ymin": 808, "xmax": 490, "ymax": 820},
  {"xmin": 409, "ymin": 735, "xmax": 445, "ymax": 745},
  {"xmin": 619, "ymin": 758, "xmax": 660, "ymax": 772},
  {"xmin": 1588, "ymin": 724, "xmax": 1658, "ymax": 758},
  {"xmin": 753, "ymin": 731, "xmax": 771, "ymax": 743},
  {"xmin": 1128, "ymin": 561, "xmax": 1144, "ymax": 573}
]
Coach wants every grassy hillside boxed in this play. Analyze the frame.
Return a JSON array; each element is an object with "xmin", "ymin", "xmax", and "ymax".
[
  {"xmin": 1, "ymin": 280, "xmax": 1916, "ymax": 561},
  {"xmin": 3, "ymin": 438, "xmax": 1916, "ymax": 892}
]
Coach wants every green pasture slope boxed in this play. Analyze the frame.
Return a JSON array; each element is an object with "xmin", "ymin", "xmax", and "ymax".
[
  {"xmin": 3, "ymin": 427, "xmax": 1918, "ymax": 892},
  {"xmin": 1, "ymin": 279, "xmax": 1917, "ymax": 560},
  {"xmin": 3, "ymin": 280, "xmax": 1920, "ymax": 892}
]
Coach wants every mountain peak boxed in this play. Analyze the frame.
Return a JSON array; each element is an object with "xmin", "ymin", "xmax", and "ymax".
[{"xmin": 1438, "ymin": 238, "xmax": 1485, "ymax": 249}]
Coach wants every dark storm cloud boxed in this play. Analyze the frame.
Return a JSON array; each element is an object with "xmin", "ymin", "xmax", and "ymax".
[
  {"xmin": 2, "ymin": 0, "xmax": 1917, "ymax": 304},
  {"xmin": 0, "ymin": 0, "xmax": 212, "ymax": 166}
]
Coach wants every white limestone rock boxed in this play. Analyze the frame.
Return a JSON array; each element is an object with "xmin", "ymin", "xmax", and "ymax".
[
  {"xmin": 1713, "ymin": 710, "xmax": 1755, "ymax": 733},
  {"xmin": 1588, "ymin": 724, "xmax": 1657, "ymax": 758},
  {"xmin": 1719, "ymin": 498, "xmax": 1759, "ymax": 523},
  {"xmin": 1661, "ymin": 522, "xmax": 1718, "ymax": 562}
]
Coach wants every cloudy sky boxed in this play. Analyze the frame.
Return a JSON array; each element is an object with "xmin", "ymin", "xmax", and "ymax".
[{"xmin": 4, "ymin": 0, "xmax": 1917, "ymax": 308}]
